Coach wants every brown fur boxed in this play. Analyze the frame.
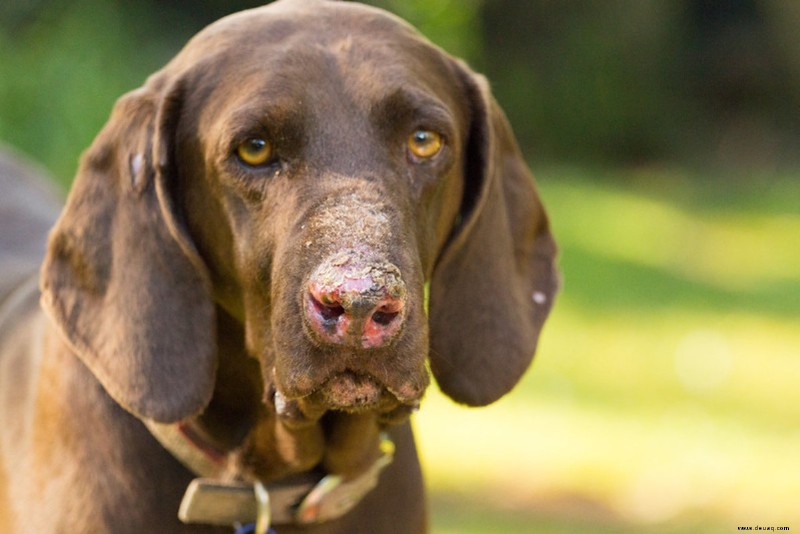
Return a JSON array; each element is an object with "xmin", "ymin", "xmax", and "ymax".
[{"xmin": 0, "ymin": 1, "xmax": 558, "ymax": 531}]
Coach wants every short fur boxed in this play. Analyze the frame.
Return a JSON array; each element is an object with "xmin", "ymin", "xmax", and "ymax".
[{"xmin": 0, "ymin": 1, "xmax": 558, "ymax": 531}]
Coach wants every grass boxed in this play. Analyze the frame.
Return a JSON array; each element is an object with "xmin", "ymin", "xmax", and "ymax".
[
  {"xmin": 0, "ymin": 0, "xmax": 208, "ymax": 188},
  {"xmin": 414, "ymin": 167, "xmax": 800, "ymax": 533}
]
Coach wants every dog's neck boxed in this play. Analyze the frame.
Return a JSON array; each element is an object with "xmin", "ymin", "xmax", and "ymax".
[
  {"xmin": 192, "ymin": 306, "xmax": 386, "ymax": 483},
  {"xmin": 195, "ymin": 307, "xmax": 262, "ymax": 451}
]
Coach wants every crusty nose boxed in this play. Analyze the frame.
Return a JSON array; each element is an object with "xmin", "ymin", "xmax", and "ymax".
[{"xmin": 305, "ymin": 254, "xmax": 406, "ymax": 348}]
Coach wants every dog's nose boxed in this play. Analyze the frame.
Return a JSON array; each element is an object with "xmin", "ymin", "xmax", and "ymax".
[{"xmin": 305, "ymin": 255, "xmax": 406, "ymax": 348}]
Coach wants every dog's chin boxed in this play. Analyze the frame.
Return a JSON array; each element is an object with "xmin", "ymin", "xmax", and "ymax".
[
  {"xmin": 305, "ymin": 370, "xmax": 419, "ymax": 424},
  {"xmin": 316, "ymin": 373, "xmax": 425, "ymax": 427},
  {"xmin": 271, "ymin": 356, "xmax": 428, "ymax": 425},
  {"xmin": 318, "ymin": 371, "xmax": 400, "ymax": 413}
]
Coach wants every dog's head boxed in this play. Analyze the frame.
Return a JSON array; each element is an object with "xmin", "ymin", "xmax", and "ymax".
[{"xmin": 41, "ymin": 0, "xmax": 558, "ymax": 424}]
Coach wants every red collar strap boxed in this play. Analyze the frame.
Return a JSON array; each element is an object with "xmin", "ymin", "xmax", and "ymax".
[{"xmin": 144, "ymin": 419, "xmax": 394, "ymax": 531}]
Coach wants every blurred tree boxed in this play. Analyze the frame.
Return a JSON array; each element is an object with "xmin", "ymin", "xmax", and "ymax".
[
  {"xmin": 367, "ymin": 0, "xmax": 484, "ymax": 62},
  {"xmin": 679, "ymin": 0, "xmax": 800, "ymax": 169},
  {"xmin": 0, "ymin": 0, "xmax": 263, "ymax": 185},
  {"xmin": 480, "ymin": 0, "xmax": 800, "ymax": 170}
]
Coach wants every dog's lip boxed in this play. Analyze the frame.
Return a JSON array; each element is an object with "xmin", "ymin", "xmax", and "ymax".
[
  {"xmin": 277, "ymin": 368, "xmax": 424, "ymax": 412},
  {"xmin": 320, "ymin": 370, "xmax": 385, "ymax": 410}
]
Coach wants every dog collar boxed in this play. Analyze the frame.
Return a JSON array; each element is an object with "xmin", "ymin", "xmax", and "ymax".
[{"xmin": 144, "ymin": 419, "xmax": 394, "ymax": 531}]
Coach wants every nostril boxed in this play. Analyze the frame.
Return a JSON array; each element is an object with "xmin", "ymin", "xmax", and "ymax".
[
  {"xmin": 310, "ymin": 294, "xmax": 346, "ymax": 322},
  {"xmin": 371, "ymin": 310, "xmax": 399, "ymax": 326},
  {"xmin": 362, "ymin": 299, "xmax": 405, "ymax": 348},
  {"xmin": 319, "ymin": 303, "xmax": 346, "ymax": 322},
  {"xmin": 370, "ymin": 301, "xmax": 403, "ymax": 326}
]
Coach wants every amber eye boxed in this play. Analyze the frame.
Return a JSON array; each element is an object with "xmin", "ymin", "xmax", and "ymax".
[
  {"xmin": 236, "ymin": 137, "xmax": 273, "ymax": 167},
  {"xmin": 407, "ymin": 130, "xmax": 443, "ymax": 160}
]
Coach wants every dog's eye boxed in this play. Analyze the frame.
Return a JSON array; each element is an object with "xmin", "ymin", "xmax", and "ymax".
[
  {"xmin": 407, "ymin": 130, "xmax": 443, "ymax": 160},
  {"xmin": 236, "ymin": 137, "xmax": 273, "ymax": 167}
]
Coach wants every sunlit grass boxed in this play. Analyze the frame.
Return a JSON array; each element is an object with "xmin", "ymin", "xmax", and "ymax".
[
  {"xmin": 415, "ymin": 168, "xmax": 800, "ymax": 533},
  {"xmin": 553, "ymin": 181, "xmax": 800, "ymax": 290}
]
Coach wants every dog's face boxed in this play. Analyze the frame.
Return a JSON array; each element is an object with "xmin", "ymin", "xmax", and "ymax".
[
  {"xmin": 41, "ymin": 0, "xmax": 558, "ymax": 425},
  {"xmin": 172, "ymin": 4, "xmax": 472, "ymax": 416}
]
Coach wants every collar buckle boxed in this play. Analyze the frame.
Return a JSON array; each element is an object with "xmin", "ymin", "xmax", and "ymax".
[
  {"xmin": 295, "ymin": 435, "xmax": 395, "ymax": 524},
  {"xmin": 173, "ymin": 434, "xmax": 395, "ymax": 528}
]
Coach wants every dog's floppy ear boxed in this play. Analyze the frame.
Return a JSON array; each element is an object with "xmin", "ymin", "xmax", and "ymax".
[
  {"xmin": 428, "ymin": 64, "xmax": 559, "ymax": 406},
  {"xmin": 40, "ymin": 75, "xmax": 217, "ymax": 423}
]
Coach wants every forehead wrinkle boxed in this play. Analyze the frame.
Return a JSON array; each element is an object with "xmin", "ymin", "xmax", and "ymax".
[
  {"xmin": 371, "ymin": 87, "xmax": 452, "ymax": 126},
  {"xmin": 326, "ymin": 31, "xmax": 461, "ymax": 116},
  {"xmin": 187, "ymin": 2, "xmax": 457, "ymax": 124}
]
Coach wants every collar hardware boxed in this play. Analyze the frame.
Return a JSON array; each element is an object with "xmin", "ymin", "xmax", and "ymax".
[
  {"xmin": 295, "ymin": 436, "xmax": 394, "ymax": 524},
  {"xmin": 145, "ymin": 419, "xmax": 394, "ymax": 528}
]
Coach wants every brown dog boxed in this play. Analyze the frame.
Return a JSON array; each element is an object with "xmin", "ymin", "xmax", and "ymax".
[{"xmin": 0, "ymin": 1, "xmax": 558, "ymax": 531}]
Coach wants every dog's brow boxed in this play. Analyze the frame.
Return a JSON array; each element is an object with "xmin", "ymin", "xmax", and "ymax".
[
  {"xmin": 219, "ymin": 98, "xmax": 308, "ymax": 145},
  {"xmin": 372, "ymin": 87, "xmax": 453, "ymax": 130}
]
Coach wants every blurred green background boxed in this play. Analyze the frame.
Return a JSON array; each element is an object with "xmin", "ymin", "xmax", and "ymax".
[{"xmin": 2, "ymin": 0, "xmax": 798, "ymax": 532}]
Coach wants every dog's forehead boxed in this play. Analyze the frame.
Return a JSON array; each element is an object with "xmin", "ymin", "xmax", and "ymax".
[
  {"xmin": 207, "ymin": 0, "xmax": 419, "ymax": 44},
  {"xmin": 177, "ymin": 0, "xmax": 456, "ymax": 99},
  {"xmin": 167, "ymin": 0, "xmax": 469, "ymax": 160}
]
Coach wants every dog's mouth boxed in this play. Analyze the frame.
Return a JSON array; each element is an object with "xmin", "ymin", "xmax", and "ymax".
[
  {"xmin": 319, "ymin": 370, "xmax": 386, "ymax": 410},
  {"xmin": 272, "ymin": 368, "xmax": 424, "ymax": 425},
  {"xmin": 311, "ymin": 369, "xmax": 423, "ymax": 416}
]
